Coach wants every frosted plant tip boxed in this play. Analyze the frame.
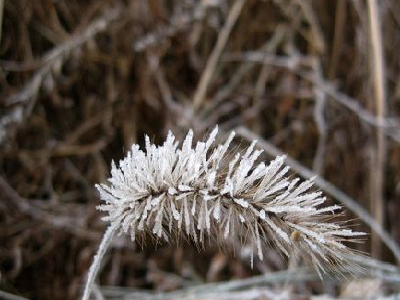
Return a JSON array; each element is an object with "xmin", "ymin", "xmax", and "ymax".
[{"xmin": 82, "ymin": 127, "xmax": 366, "ymax": 300}]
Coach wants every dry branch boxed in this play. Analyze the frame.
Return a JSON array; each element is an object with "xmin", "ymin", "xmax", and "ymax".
[
  {"xmin": 192, "ymin": 0, "xmax": 247, "ymax": 110},
  {"xmin": 224, "ymin": 52, "xmax": 400, "ymax": 144},
  {"xmin": 0, "ymin": 6, "xmax": 122, "ymax": 144},
  {"xmin": 100, "ymin": 261, "xmax": 400, "ymax": 300}
]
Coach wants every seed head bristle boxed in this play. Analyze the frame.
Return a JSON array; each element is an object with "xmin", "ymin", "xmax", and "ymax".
[{"xmin": 96, "ymin": 126, "xmax": 366, "ymax": 275}]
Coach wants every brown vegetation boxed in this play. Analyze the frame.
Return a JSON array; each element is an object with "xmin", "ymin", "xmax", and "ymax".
[{"xmin": 1, "ymin": 0, "xmax": 400, "ymax": 299}]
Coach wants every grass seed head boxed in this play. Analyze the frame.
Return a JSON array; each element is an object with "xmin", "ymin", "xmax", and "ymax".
[{"xmin": 96, "ymin": 126, "xmax": 366, "ymax": 276}]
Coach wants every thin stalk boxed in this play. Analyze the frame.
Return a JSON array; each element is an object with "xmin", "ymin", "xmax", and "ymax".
[
  {"xmin": 82, "ymin": 222, "xmax": 119, "ymax": 300},
  {"xmin": 192, "ymin": 0, "xmax": 246, "ymax": 110},
  {"xmin": 367, "ymin": 0, "xmax": 386, "ymax": 260}
]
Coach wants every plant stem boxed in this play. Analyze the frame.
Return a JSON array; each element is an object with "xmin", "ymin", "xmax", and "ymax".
[{"xmin": 82, "ymin": 222, "xmax": 119, "ymax": 300}]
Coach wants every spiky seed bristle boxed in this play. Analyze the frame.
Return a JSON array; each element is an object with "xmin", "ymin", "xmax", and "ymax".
[{"xmin": 96, "ymin": 126, "xmax": 366, "ymax": 276}]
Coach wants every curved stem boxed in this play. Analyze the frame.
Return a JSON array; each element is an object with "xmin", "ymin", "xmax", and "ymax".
[{"xmin": 82, "ymin": 222, "xmax": 119, "ymax": 300}]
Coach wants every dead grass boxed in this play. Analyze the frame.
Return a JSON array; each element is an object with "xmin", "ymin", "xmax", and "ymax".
[{"xmin": 1, "ymin": 0, "xmax": 400, "ymax": 299}]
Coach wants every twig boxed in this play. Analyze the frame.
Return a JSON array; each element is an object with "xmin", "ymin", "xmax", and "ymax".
[
  {"xmin": 272, "ymin": 0, "xmax": 324, "ymax": 53},
  {"xmin": 328, "ymin": 0, "xmax": 347, "ymax": 79},
  {"xmin": 199, "ymin": 27, "xmax": 287, "ymax": 122},
  {"xmin": 122, "ymin": 288, "xmax": 281, "ymax": 300},
  {"xmin": 311, "ymin": 59, "xmax": 327, "ymax": 175},
  {"xmin": 235, "ymin": 126, "xmax": 400, "ymax": 263},
  {"xmin": 101, "ymin": 259, "xmax": 400, "ymax": 300},
  {"xmin": 147, "ymin": 53, "xmax": 182, "ymax": 113},
  {"xmin": 50, "ymin": 140, "xmax": 107, "ymax": 157},
  {"xmin": 0, "ymin": 174, "xmax": 101, "ymax": 241},
  {"xmin": 297, "ymin": 70, "xmax": 399, "ymax": 141},
  {"xmin": 252, "ymin": 28, "xmax": 286, "ymax": 106},
  {"xmin": 0, "ymin": 6, "xmax": 122, "ymax": 145},
  {"xmin": 294, "ymin": 0, "xmax": 325, "ymax": 53},
  {"xmin": 224, "ymin": 52, "xmax": 400, "ymax": 144},
  {"xmin": 251, "ymin": 27, "xmax": 286, "ymax": 133},
  {"xmin": 133, "ymin": 4, "xmax": 205, "ymax": 52},
  {"xmin": 192, "ymin": 0, "xmax": 246, "ymax": 110},
  {"xmin": 6, "ymin": 7, "xmax": 120, "ymax": 106},
  {"xmin": 101, "ymin": 269, "xmax": 315, "ymax": 300}
]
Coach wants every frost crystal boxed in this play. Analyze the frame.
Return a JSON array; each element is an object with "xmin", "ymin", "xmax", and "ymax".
[{"xmin": 96, "ymin": 126, "xmax": 366, "ymax": 275}]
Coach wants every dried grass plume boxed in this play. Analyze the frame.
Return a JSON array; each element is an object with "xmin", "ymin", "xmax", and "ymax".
[{"xmin": 82, "ymin": 126, "xmax": 366, "ymax": 300}]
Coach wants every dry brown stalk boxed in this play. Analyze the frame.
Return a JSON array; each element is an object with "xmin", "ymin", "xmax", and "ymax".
[
  {"xmin": 192, "ymin": 0, "xmax": 247, "ymax": 110},
  {"xmin": 367, "ymin": 0, "xmax": 387, "ymax": 260}
]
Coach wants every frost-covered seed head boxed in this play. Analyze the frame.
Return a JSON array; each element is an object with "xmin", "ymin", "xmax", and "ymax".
[{"xmin": 96, "ymin": 126, "xmax": 366, "ymax": 276}]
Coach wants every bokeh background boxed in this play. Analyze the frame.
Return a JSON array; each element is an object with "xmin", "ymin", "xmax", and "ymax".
[{"xmin": 1, "ymin": 0, "xmax": 400, "ymax": 299}]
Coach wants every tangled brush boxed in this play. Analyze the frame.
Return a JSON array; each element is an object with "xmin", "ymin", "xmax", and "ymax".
[{"xmin": 82, "ymin": 126, "xmax": 366, "ymax": 300}]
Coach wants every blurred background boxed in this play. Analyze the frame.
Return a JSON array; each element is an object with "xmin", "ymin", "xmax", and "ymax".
[{"xmin": 1, "ymin": 0, "xmax": 400, "ymax": 299}]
